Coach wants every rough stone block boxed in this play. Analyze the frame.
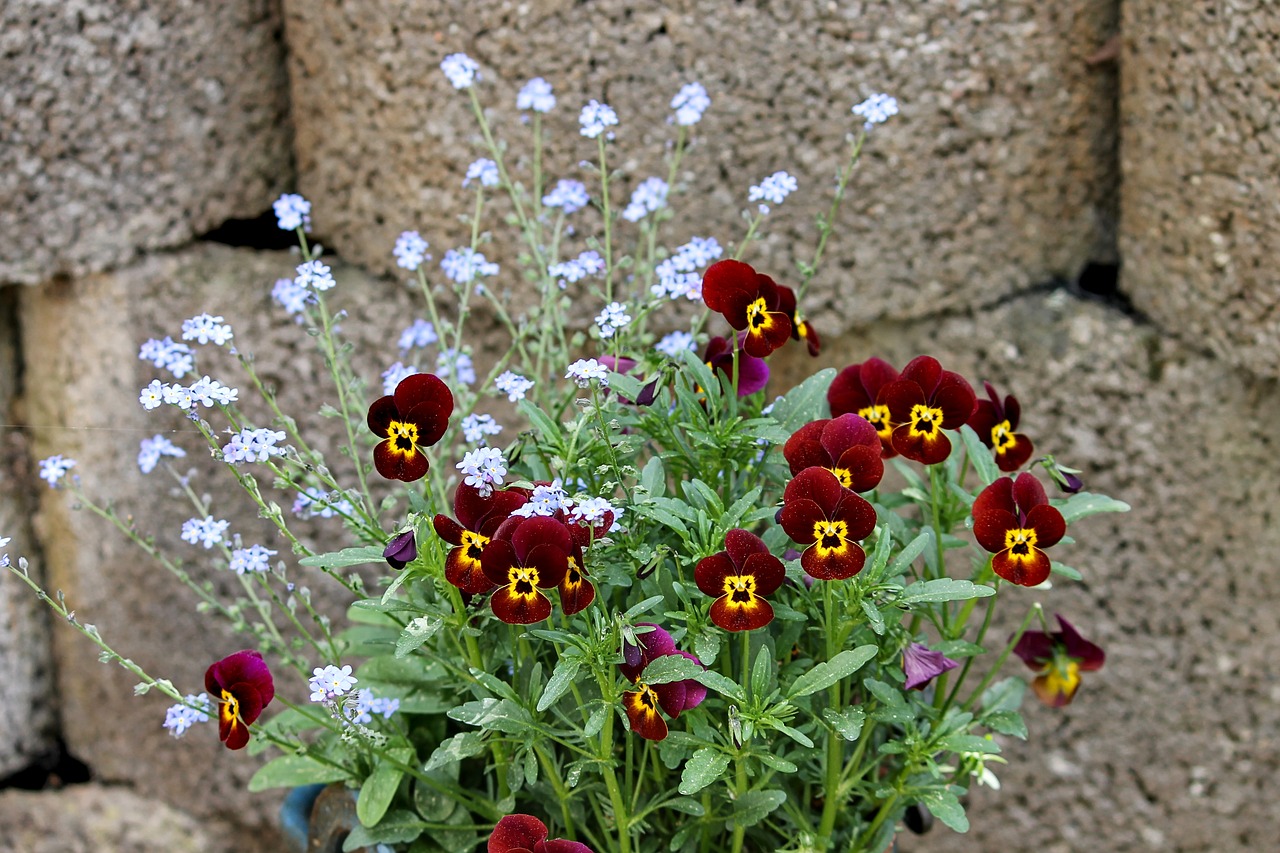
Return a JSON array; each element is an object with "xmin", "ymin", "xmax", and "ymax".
[
  {"xmin": 1119, "ymin": 3, "xmax": 1280, "ymax": 378},
  {"xmin": 0, "ymin": 0, "xmax": 293, "ymax": 285},
  {"xmin": 283, "ymin": 0, "xmax": 1118, "ymax": 333}
]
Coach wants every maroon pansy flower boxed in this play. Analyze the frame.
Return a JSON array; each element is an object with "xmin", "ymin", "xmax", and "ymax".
[
  {"xmin": 558, "ymin": 544, "xmax": 595, "ymax": 616},
  {"xmin": 702, "ymin": 335, "xmax": 770, "ymax": 396},
  {"xmin": 434, "ymin": 483, "xmax": 529, "ymax": 595},
  {"xmin": 776, "ymin": 284, "xmax": 821, "ymax": 357},
  {"xmin": 204, "ymin": 650, "xmax": 275, "ymax": 750},
  {"xmin": 968, "ymin": 381, "xmax": 1034, "ymax": 472},
  {"xmin": 382, "ymin": 529, "xmax": 417, "ymax": 570},
  {"xmin": 778, "ymin": 467, "xmax": 878, "ymax": 581},
  {"xmin": 367, "ymin": 373, "xmax": 453, "ymax": 482},
  {"xmin": 488, "ymin": 814, "xmax": 594, "ymax": 853},
  {"xmin": 619, "ymin": 624, "xmax": 707, "ymax": 742},
  {"xmin": 827, "ymin": 358, "xmax": 900, "ymax": 457},
  {"xmin": 783, "ymin": 414, "xmax": 885, "ymax": 493},
  {"xmin": 880, "ymin": 356, "xmax": 977, "ymax": 465},
  {"xmin": 972, "ymin": 473, "xmax": 1066, "ymax": 587},
  {"xmin": 694, "ymin": 529, "xmax": 786, "ymax": 631},
  {"xmin": 481, "ymin": 516, "xmax": 571, "ymax": 624},
  {"xmin": 701, "ymin": 259, "xmax": 792, "ymax": 358},
  {"xmin": 1013, "ymin": 615, "xmax": 1105, "ymax": 707},
  {"xmin": 902, "ymin": 642, "xmax": 959, "ymax": 691}
]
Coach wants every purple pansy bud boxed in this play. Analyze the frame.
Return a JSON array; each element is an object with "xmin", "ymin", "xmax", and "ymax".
[
  {"xmin": 383, "ymin": 529, "xmax": 417, "ymax": 570},
  {"xmin": 902, "ymin": 642, "xmax": 959, "ymax": 691}
]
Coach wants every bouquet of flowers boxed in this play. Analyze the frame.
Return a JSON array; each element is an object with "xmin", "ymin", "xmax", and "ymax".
[{"xmin": 5, "ymin": 54, "xmax": 1127, "ymax": 853}]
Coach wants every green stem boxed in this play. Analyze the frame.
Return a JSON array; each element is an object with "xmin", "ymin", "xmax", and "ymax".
[
  {"xmin": 961, "ymin": 602, "xmax": 1042, "ymax": 712},
  {"xmin": 798, "ymin": 130, "xmax": 866, "ymax": 302}
]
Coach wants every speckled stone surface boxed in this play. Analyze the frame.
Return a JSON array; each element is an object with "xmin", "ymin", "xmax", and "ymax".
[{"xmin": 0, "ymin": 0, "xmax": 293, "ymax": 285}]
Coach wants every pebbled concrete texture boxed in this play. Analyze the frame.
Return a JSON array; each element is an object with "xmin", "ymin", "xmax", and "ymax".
[
  {"xmin": 282, "ymin": 0, "xmax": 1119, "ymax": 333},
  {"xmin": 1119, "ymin": 2, "xmax": 1280, "ymax": 379},
  {"xmin": 0, "ymin": 0, "xmax": 294, "ymax": 285}
]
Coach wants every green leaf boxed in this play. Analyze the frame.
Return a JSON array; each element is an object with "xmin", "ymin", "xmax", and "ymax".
[
  {"xmin": 584, "ymin": 703, "xmax": 608, "ymax": 738},
  {"xmin": 958, "ymin": 425, "xmax": 1000, "ymax": 486},
  {"xmin": 863, "ymin": 527, "xmax": 892, "ymax": 585},
  {"xmin": 886, "ymin": 530, "xmax": 933, "ymax": 578},
  {"xmin": 518, "ymin": 400, "xmax": 564, "ymax": 449},
  {"xmin": 730, "ymin": 790, "xmax": 787, "ymax": 827},
  {"xmin": 248, "ymin": 754, "xmax": 349, "ymax": 791},
  {"xmin": 768, "ymin": 368, "xmax": 837, "ymax": 432},
  {"xmin": 983, "ymin": 710, "xmax": 1028, "ymax": 740},
  {"xmin": 919, "ymin": 787, "xmax": 970, "ymax": 833},
  {"xmin": 980, "ymin": 677, "xmax": 1027, "ymax": 715},
  {"xmin": 693, "ymin": 669, "xmax": 745, "ymax": 702},
  {"xmin": 822, "ymin": 706, "xmax": 865, "ymax": 741},
  {"xmin": 756, "ymin": 752, "xmax": 798, "ymax": 773},
  {"xmin": 447, "ymin": 698, "xmax": 533, "ymax": 735},
  {"xmin": 623, "ymin": 595, "xmax": 667, "ymax": 621},
  {"xmin": 750, "ymin": 643, "xmax": 774, "ymax": 698},
  {"xmin": 787, "ymin": 645, "xmax": 877, "ymax": 698},
  {"xmin": 343, "ymin": 809, "xmax": 426, "ymax": 851},
  {"xmin": 678, "ymin": 747, "xmax": 732, "ymax": 795},
  {"xmin": 1050, "ymin": 561, "xmax": 1083, "ymax": 581},
  {"xmin": 860, "ymin": 599, "xmax": 886, "ymax": 635},
  {"xmin": 898, "ymin": 578, "xmax": 995, "ymax": 606},
  {"xmin": 641, "ymin": 654, "xmax": 704, "ymax": 685},
  {"xmin": 762, "ymin": 718, "xmax": 814, "ymax": 748},
  {"xmin": 423, "ymin": 731, "xmax": 487, "ymax": 772},
  {"xmin": 640, "ymin": 456, "xmax": 666, "ymax": 497},
  {"xmin": 1055, "ymin": 491, "xmax": 1131, "ymax": 523},
  {"xmin": 608, "ymin": 371, "xmax": 645, "ymax": 404},
  {"xmin": 299, "ymin": 546, "xmax": 386, "ymax": 569},
  {"xmin": 357, "ymin": 746, "xmax": 412, "ymax": 826},
  {"xmin": 658, "ymin": 797, "xmax": 706, "ymax": 816},
  {"xmin": 537, "ymin": 654, "xmax": 582, "ymax": 712},
  {"xmin": 937, "ymin": 734, "xmax": 1001, "ymax": 755},
  {"xmin": 395, "ymin": 615, "xmax": 444, "ymax": 659}
]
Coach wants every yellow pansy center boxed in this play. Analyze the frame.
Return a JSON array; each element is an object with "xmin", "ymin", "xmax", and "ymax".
[
  {"xmin": 1041, "ymin": 659, "xmax": 1081, "ymax": 699},
  {"xmin": 722, "ymin": 573, "xmax": 759, "ymax": 605},
  {"xmin": 826, "ymin": 466, "xmax": 853, "ymax": 489},
  {"xmin": 219, "ymin": 688, "xmax": 239, "ymax": 725},
  {"xmin": 746, "ymin": 297, "xmax": 771, "ymax": 331},
  {"xmin": 1003, "ymin": 527, "xmax": 1038, "ymax": 559},
  {"xmin": 908, "ymin": 403, "xmax": 944, "ymax": 438},
  {"xmin": 386, "ymin": 420, "xmax": 420, "ymax": 456},
  {"xmin": 506, "ymin": 565, "xmax": 541, "ymax": 598},
  {"xmin": 859, "ymin": 404, "xmax": 893, "ymax": 439},
  {"xmin": 459, "ymin": 530, "xmax": 489, "ymax": 567},
  {"xmin": 812, "ymin": 520, "xmax": 850, "ymax": 557},
  {"xmin": 991, "ymin": 419, "xmax": 1016, "ymax": 453}
]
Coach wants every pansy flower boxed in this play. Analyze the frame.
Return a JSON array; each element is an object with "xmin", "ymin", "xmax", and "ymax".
[
  {"xmin": 204, "ymin": 650, "xmax": 275, "ymax": 750},
  {"xmin": 701, "ymin": 259, "xmax": 792, "ymax": 358},
  {"xmin": 1013, "ymin": 615, "xmax": 1105, "ymax": 707},
  {"xmin": 619, "ymin": 624, "xmax": 707, "ymax": 741},
  {"xmin": 694, "ymin": 529, "xmax": 786, "ymax": 631},
  {"xmin": 880, "ymin": 356, "xmax": 977, "ymax": 465},
  {"xmin": 481, "ymin": 516, "xmax": 571, "ymax": 624},
  {"xmin": 702, "ymin": 335, "xmax": 770, "ymax": 396},
  {"xmin": 968, "ymin": 381, "xmax": 1034, "ymax": 472},
  {"xmin": 782, "ymin": 414, "xmax": 885, "ymax": 493},
  {"xmin": 382, "ymin": 529, "xmax": 417, "ymax": 570},
  {"xmin": 488, "ymin": 814, "xmax": 594, "ymax": 853},
  {"xmin": 827, "ymin": 358, "xmax": 900, "ymax": 457},
  {"xmin": 776, "ymin": 284, "xmax": 821, "ymax": 356},
  {"xmin": 367, "ymin": 373, "xmax": 453, "ymax": 481},
  {"xmin": 972, "ymin": 472, "xmax": 1066, "ymax": 587},
  {"xmin": 433, "ymin": 483, "xmax": 529, "ymax": 595},
  {"xmin": 902, "ymin": 642, "xmax": 959, "ymax": 690},
  {"xmin": 778, "ymin": 468, "xmax": 877, "ymax": 580},
  {"xmin": 558, "ymin": 543, "xmax": 595, "ymax": 616}
]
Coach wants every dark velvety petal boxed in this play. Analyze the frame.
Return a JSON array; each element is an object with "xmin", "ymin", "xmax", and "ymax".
[
  {"xmin": 1025, "ymin": 504, "xmax": 1066, "ymax": 550},
  {"xmin": 777, "ymin": 497, "xmax": 827, "ymax": 544},
  {"xmin": 992, "ymin": 547, "xmax": 1051, "ymax": 587},
  {"xmin": 558, "ymin": 562, "xmax": 595, "ymax": 615},
  {"xmin": 702, "ymin": 259, "xmax": 757, "ymax": 313},
  {"xmin": 540, "ymin": 840, "xmax": 596, "ymax": 853},
  {"xmin": 676, "ymin": 653, "xmax": 708, "ymax": 710},
  {"xmin": 651, "ymin": 680, "xmax": 688, "ymax": 718},
  {"xmin": 834, "ymin": 492, "xmax": 879, "ymax": 541},
  {"xmin": 702, "ymin": 336, "xmax": 732, "ymax": 364},
  {"xmin": 742, "ymin": 552, "xmax": 787, "ymax": 596},
  {"xmin": 481, "ymin": 539, "xmax": 519, "ymax": 586},
  {"xmin": 800, "ymin": 541, "xmax": 865, "ymax": 581},
  {"xmin": 899, "ymin": 355, "xmax": 943, "ymax": 396},
  {"xmin": 742, "ymin": 311, "xmax": 791, "ymax": 358},
  {"xmin": 373, "ymin": 438, "xmax": 430, "ymax": 482},
  {"xmin": 393, "ymin": 373, "xmax": 453, "ymax": 425},
  {"xmin": 221, "ymin": 714, "xmax": 251, "ymax": 750},
  {"xmin": 229, "ymin": 681, "xmax": 265, "ymax": 726},
  {"xmin": 1003, "ymin": 393, "xmax": 1021, "ymax": 428},
  {"xmin": 861, "ymin": 358, "xmax": 900, "ymax": 398},
  {"xmin": 933, "ymin": 371, "xmax": 977, "ymax": 427},
  {"xmin": 784, "ymin": 421, "xmax": 830, "ymax": 474},
  {"xmin": 205, "ymin": 650, "xmax": 274, "ymax": 708},
  {"xmin": 828, "ymin": 364, "xmax": 873, "ymax": 417},
  {"xmin": 996, "ymin": 432, "xmax": 1035, "ymax": 472},
  {"xmin": 968, "ymin": 400, "xmax": 999, "ymax": 448},
  {"xmin": 1056, "ymin": 615, "xmax": 1106, "ymax": 671},
  {"xmin": 523, "ymin": 543, "xmax": 568, "ymax": 588},
  {"xmin": 383, "ymin": 530, "xmax": 417, "ymax": 569},
  {"xmin": 754, "ymin": 272, "xmax": 780, "ymax": 308},
  {"xmin": 880, "ymin": 380, "xmax": 926, "ymax": 424},
  {"xmin": 366, "ymin": 395, "xmax": 399, "ymax": 437},
  {"xmin": 822, "ymin": 414, "xmax": 881, "ymax": 459},
  {"xmin": 724, "ymin": 528, "xmax": 768, "ymax": 569},
  {"xmin": 972, "ymin": 477, "xmax": 1016, "ymax": 519},
  {"xmin": 902, "ymin": 643, "xmax": 960, "ymax": 690},
  {"xmin": 735, "ymin": 351, "xmax": 770, "ymax": 396},
  {"xmin": 456, "ymin": 482, "xmax": 520, "ymax": 531},
  {"xmin": 720, "ymin": 289, "xmax": 756, "ymax": 331},
  {"xmin": 973, "ymin": 508, "xmax": 1018, "ymax": 554},
  {"xmin": 447, "ymin": 546, "xmax": 498, "ymax": 595},
  {"xmin": 488, "ymin": 814, "xmax": 549, "ymax": 853},
  {"xmin": 512, "ymin": 517, "xmax": 572, "ymax": 565},
  {"xmin": 433, "ymin": 514, "xmax": 466, "ymax": 546},
  {"xmin": 1012, "ymin": 629, "xmax": 1055, "ymax": 667},
  {"xmin": 833, "ymin": 445, "xmax": 885, "ymax": 493},
  {"xmin": 490, "ymin": 585, "xmax": 553, "ymax": 624},
  {"xmin": 710, "ymin": 594, "xmax": 774, "ymax": 632},
  {"xmin": 694, "ymin": 552, "xmax": 734, "ymax": 597},
  {"xmin": 775, "ymin": 284, "xmax": 797, "ymax": 319},
  {"xmin": 797, "ymin": 321, "xmax": 821, "ymax": 356},
  {"xmin": 1012, "ymin": 472, "xmax": 1050, "ymax": 513},
  {"xmin": 635, "ymin": 623, "xmax": 677, "ymax": 660},
  {"xmin": 784, "ymin": 466, "xmax": 845, "ymax": 515},
  {"xmin": 490, "ymin": 514, "xmax": 523, "ymax": 544},
  {"xmin": 623, "ymin": 687, "xmax": 669, "ymax": 741},
  {"xmin": 890, "ymin": 422, "xmax": 952, "ymax": 465}
]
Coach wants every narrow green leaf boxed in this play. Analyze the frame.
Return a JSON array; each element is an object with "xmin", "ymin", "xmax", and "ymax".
[
  {"xmin": 423, "ymin": 731, "xmax": 487, "ymax": 772},
  {"xmin": 299, "ymin": 546, "xmax": 385, "ymax": 569},
  {"xmin": 886, "ymin": 531, "xmax": 933, "ymax": 578},
  {"xmin": 357, "ymin": 746, "xmax": 412, "ymax": 826},
  {"xmin": 958, "ymin": 425, "xmax": 1000, "ymax": 486},
  {"xmin": 937, "ymin": 734, "xmax": 1001, "ymax": 755},
  {"xmin": 394, "ymin": 615, "xmax": 443, "ymax": 659},
  {"xmin": 623, "ymin": 594, "xmax": 667, "ymax": 621},
  {"xmin": 678, "ymin": 747, "xmax": 732, "ymax": 795},
  {"xmin": 641, "ymin": 654, "xmax": 704, "ymax": 685},
  {"xmin": 787, "ymin": 645, "xmax": 877, "ymax": 698},
  {"xmin": 447, "ymin": 698, "xmax": 533, "ymax": 734},
  {"xmin": 861, "ymin": 599, "xmax": 886, "ymax": 635},
  {"xmin": 248, "ymin": 754, "xmax": 349, "ymax": 791},
  {"xmin": 1055, "ymin": 491, "xmax": 1131, "ymax": 523},
  {"xmin": 518, "ymin": 400, "xmax": 564, "ymax": 449},
  {"xmin": 584, "ymin": 703, "xmax": 608, "ymax": 738},
  {"xmin": 763, "ymin": 718, "xmax": 814, "ymax": 748},
  {"xmin": 863, "ymin": 527, "xmax": 892, "ymax": 585},
  {"xmin": 730, "ymin": 790, "xmax": 787, "ymax": 827},
  {"xmin": 898, "ymin": 578, "xmax": 996, "ymax": 606},
  {"xmin": 756, "ymin": 752, "xmax": 798, "ymax": 773},
  {"xmin": 693, "ymin": 669, "xmax": 745, "ymax": 702},
  {"xmin": 768, "ymin": 368, "xmax": 837, "ymax": 432},
  {"xmin": 640, "ymin": 456, "xmax": 666, "ymax": 497},
  {"xmin": 537, "ymin": 655, "xmax": 582, "ymax": 712},
  {"xmin": 607, "ymin": 371, "xmax": 645, "ymax": 404},
  {"xmin": 1050, "ymin": 561, "xmax": 1083, "ymax": 581},
  {"xmin": 919, "ymin": 787, "xmax": 970, "ymax": 833},
  {"xmin": 980, "ymin": 676, "xmax": 1027, "ymax": 715},
  {"xmin": 342, "ymin": 809, "xmax": 426, "ymax": 851},
  {"xmin": 658, "ymin": 797, "xmax": 706, "ymax": 816},
  {"xmin": 983, "ymin": 710, "xmax": 1028, "ymax": 740}
]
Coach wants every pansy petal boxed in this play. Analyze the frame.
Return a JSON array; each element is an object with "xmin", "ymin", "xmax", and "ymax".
[
  {"xmin": 1031, "ymin": 672, "xmax": 1078, "ymax": 707},
  {"xmin": 833, "ymin": 445, "xmax": 885, "ymax": 493},
  {"xmin": 742, "ymin": 552, "xmax": 787, "ymax": 596},
  {"xmin": 710, "ymin": 594, "xmax": 774, "ymax": 632},
  {"xmin": 1012, "ymin": 629, "xmax": 1056, "ymax": 666},
  {"xmin": 777, "ymin": 497, "xmax": 828, "ymax": 544},
  {"xmin": 783, "ymin": 466, "xmax": 845, "ymax": 514},
  {"xmin": 393, "ymin": 373, "xmax": 453, "ymax": 422},
  {"xmin": 652, "ymin": 680, "xmax": 688, "ymax": 718},
  {"xmin": 934, "ymin": 371, "xmax": 977, "ymax": 427},
  {"xmin": 446, "ymin": 546, "xmax": 497, "ymax": 595},
  {"xmin": 992, "ymin": 547, "xmax": 1051, "ymax": 587},
  {"xmin": 968, "ymin": 400, "xmax": 1000, "ymax": 448},
  {"xmin": 624, "ymin": 688, "xmax": 669, "ymax": 741},
  {"xmin": 634, "ymin": 623, "xmax": 678, "ymax": 660},
  {"xmin": 1025, "ymin": 503, "xmax": 1066, "ymax": 549},
  {"xmin": 881, "ymin": 380, "xmax": 926, "ymax": 424},
  {"xmin": 403, "ymin": 398, "xmax": 452, "ymax": 448},
  {"xmin": 541, "ymin": 841, "xmax": 596, "ymax": 853},
  {"xmin": 523, "ymin": 543, "xmax": 568, "ymax": 588},
  {"xmin": 783, "ymin": 421, "xmax": 829, "ymax": 474},
  {"xmin": 481, "ymin": 539, "xmax": 519, "ymax": 586},
  {"xmin": 373, "ymin": 438, "xmax": 430, "ymax": 482},
  {"xmin": 833, "ymin": 492, "xmax": 879, "ymax": 541},
  {"xmin": 366, "ymin": 396, "xmax": 399, "ymax": 437},
  {"xmin": 694, "ymin": 552, "xmax": 734, "ymax": 596},
  {"xmin": 702, "ymin": 259, "xmax": 756, "ymax": 313},
  {"xmin": 973, "ymin": 477, "xmax": 1016, "ymax": 519},
  {"xmin": 828, "ymin": 365, "xmax": 873, "ymax": 416},
  {"xmin": 890, "ymin": 422, "xmax": 952, "ymax": 465},
  {"xmin": 801, "ymin": 540, "xmax": 865, "ymax": 581},
  {"xmin": 491, "ymin": 585, "xmax": 553, "ymax": 624},
  {"xmin": 1012, "ymin": 472, "xmax": 1050, "ymax": 513},
  {"xmin": 559, "ymin": 563, "xmax": 595, "ymax": 615},
  {"xmin": 488, "ymin": 814, "xmax": 549, "ymax": 853},
  {"xmin": 735, "ymin": 351, "xmax": 771, "ymax": 396},
  {"xmin": 996, "ymin": 432, "xmax": 1035, "ymax": 472},
  {"xmin": 512, "ymin": 517, "xmax": 572, "ymax": 564},
  {"xmin": 742, "ymin": 312, "xmax": 791, "ymax": 358},
  {"xmin": 821, "ymin": 413, "xmax": 881, "ymax": 459},
  {"xmin": 1003, "ymin": 394, "xmax": 1021, "ymax": 428},
  {"xmin": 724, "ymin": 528, "xmax": 768, "ymax": 569},
  {"xmin": 433, "ymin": 514, "xmax": 466, "ymax": 546},
  {"xmin": 720, "ymin": 289, "xmax": 756, "ymax": 331},
  {"xmin": 1056, "ymin": 616, "xmax": 1106, "ymax": 671},
  {"xmin": 899, "ymin": 355, "xmax": 943, "ymax": 396},
  {"xmin": 973, "ymin": 508, "xmax": 1019, "ymax": 554},
  {"xmin": 861, "ymin": 358, "xmax": 900, "ymax": 398}
]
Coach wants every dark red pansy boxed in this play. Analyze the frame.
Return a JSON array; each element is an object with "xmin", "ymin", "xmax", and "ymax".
[
  {"xmin": 702, "ymin": 335, "xmax": 770, "ymax": 396},
  {"xmin": 481, "ymin": 516, "xmax": 571, "ymax": 624},
  {"xmin": 620, "ymin": 624, "xmax": 707, "ymax": 706},
  {"xmin": 782, "ymin": 414, "xmax": 885, "ymax": 493},
  {"xmin": 827, "ymin": 358, "xmax": 900, "ymax": 457},
  {"xmin": 382, "ymin": 529, "xmax": 417, "ymax": 570},
  {"xmin": 597, "ymin": 355, "xmax": 661, "ymax": 406},
  {"xmin": 776, "ymin": 284, "xmax": 821, "ymax": 357},
  {"xmin": 367, "ymin": 373, "xmax": 454, "ymax": 482},
  {"xmin": 621, "ymin": 642, "xmax": 707, "ymax": 742},
  {"xmin": 902, "ymin": 642, "xmax": 959, "ymax": 691},
  {"xmin": 434, "ymin": 483, "xmax": 529, "ymax": 595},
  {"xmin": 968, "ymin": 381, "xmax": 1034, "ymax": 472},
  {"xmin": 778, "ymin": 467, "xmax": 878, "ymax": 581},
  {"xmin": 694, "ymin": 529, "xmax": 786, "ymax": 631},
  {"xmin": 1013, "ymin": 615, "xmax": 1105, "ymax": 707},
  {"xmin": 880, "ymin": 355, "xmax": 977, "ymax": 465},
  {"xmin": 488, "ymin": 813, "xmax": 595, "ymax": 853},
  {"xmin": 701, "ymin": 259, "xmax": 792, "ymax": 358},
  {"xmin": 972, "ymin": 472, "xmax": 1066, "ymax": 587},
  {"xmin": 558, "ymin": 544, "xmax": 595, "ymax": 616},
  {"xmin": 204, "ymin": 650, "xmax": 274, "ymax": 750}
]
